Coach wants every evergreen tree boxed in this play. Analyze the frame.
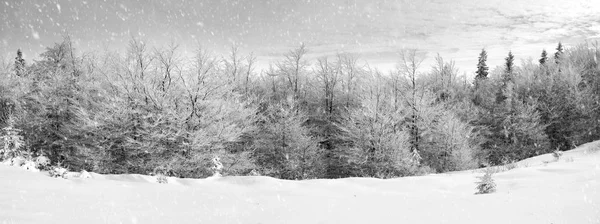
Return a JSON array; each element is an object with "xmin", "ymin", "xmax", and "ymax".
[
  {"xmin": 475, "ymin": 48, "xmax": 489, "ymax": 80},
  {"xmin": 472, "ymin": 49, "xmax": 490, "ymax": 105},
  {"xmin": 496, "ymin": 51, "xmax": 515, "ymax": 105},
  {"xmin": 483, "ymin": 100, "xmax": 549, "ymax": 164},
  {"xmin": 504, "ymin": 51, "xmax": 515, "ymax": 75},
  {"xmin": 554, "ymin": 42, "xmax": 564, "ymax": 62},
  {"xmin": 539, "ymin": 49, "xmax": 548, "ymax": 65},
  {"xmin": 14, "ymin": 49, "xmax": 25, "ymax": 76}
]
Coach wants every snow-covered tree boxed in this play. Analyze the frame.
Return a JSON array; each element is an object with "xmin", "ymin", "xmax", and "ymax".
[
  {"xmin": 342, "ymin": 73, "xmax": 417, "ymax": 177},
  {"xmin": 475, "ymin": 48, "xmax": 489, "ymax": 81},
  {"xmin": 539, "ymin": 49, "xmax": 548, "ymax": 65},
  {"xmin": 252, "ymin": 102, "xmax": 322, "ymax": 179},
  {"xmin": 14, "ymin": 49, "xmax": 26, "ymax": 77}
]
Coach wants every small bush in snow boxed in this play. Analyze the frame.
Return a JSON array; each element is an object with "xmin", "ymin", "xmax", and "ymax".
[
  {"xmin": 79, "ymin": 170, "xmax": 92, "ymax": 179},
  {"xmin": 156, "ymin": 174, "xmax": 168, "ymax": 184},
  {"xmin": 475, "ymin": 169, "xmax": 496, "ymax": 194},
  {"xmin": 504, "ymin": 162, "xmax": 518, "ymax": 171},
  {"xmin": 249, "ymin": 169, "xmax": 261, "ymax": 176},
  {"xmin": 8, "ymin": 156, "xmax": 26, "ymax": 166},
  {"xmin": 0, "ymin": 121, "xmax": 30, "ymax": 170},
  {"xmin": 498, "ymin": 157, "xmax": 518, "ymax": 171},
  {"xmin": 21, "ymin": 160, "xmax": 38, "ymax": 171},
  {"xmin": 0, "ymin": 124, "xmax": 24, "ymax": 161},
  {"xmin": 35, "ymin": 155, "xmax": 51, "ymax": 170},
  {"xmin": 552, "ymin": 149, "xmax": 563, "ymax": 161},
  {"xmin": 211, "ymin": 157, "xmax": 223, "ymax": 177},
  {"xmin": 1, "ymin": 153, "xmax": 40, "ymax": 172},
  {"xmin": 153, "ymin": 165, "xmax": 170, "ymax": 183},
  {"xmin": 49, "ymin": 165, "xmax": 68, "ymax": 178}
]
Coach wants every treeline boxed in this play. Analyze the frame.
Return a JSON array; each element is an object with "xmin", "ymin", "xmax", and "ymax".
[{"xmin": 1, "ymin": 37, "xmax": 599, "ymax": 179}]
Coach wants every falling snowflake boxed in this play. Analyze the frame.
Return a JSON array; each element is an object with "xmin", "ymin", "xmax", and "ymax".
[{"xmin": 31, "ymin": 29, "xmax": 40, "ymax": 40}]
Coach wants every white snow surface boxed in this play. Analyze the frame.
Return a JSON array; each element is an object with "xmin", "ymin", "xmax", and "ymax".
[{"xmin": 1, "ymin": 141, "xmax": 599, "ymax": 224}]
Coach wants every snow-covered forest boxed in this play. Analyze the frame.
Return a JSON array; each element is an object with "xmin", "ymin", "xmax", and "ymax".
[{"xmin": 2, "ymin": 36, "xmax": 600, "ymax": 179}]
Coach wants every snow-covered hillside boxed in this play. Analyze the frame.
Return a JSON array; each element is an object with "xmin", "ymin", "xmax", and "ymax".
[{"xmin": 1, "ymin": 141, "xmax": 599, "ymax": 224}]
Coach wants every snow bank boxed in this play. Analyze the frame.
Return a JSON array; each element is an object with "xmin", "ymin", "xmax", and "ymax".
[{"xmin": 0, "ymin": 141, "xmax": 599, "ymax": 224}]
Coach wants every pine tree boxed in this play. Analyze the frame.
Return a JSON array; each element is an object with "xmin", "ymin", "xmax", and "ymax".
[
  {"xmin": 504, "ymin": 51, "xmax": 515, "ymax": 75},
  {"xmin": 496, "ymin": 51, "xmax": 515, "ymax": 105},
  {"xmin": 485, "ymin": 100, "xmax": 549, "ymax": 164},
  {"xmin": 554, "ymin": 42, "xmax": 564, "ymax": 63},
  {"xmin": 539, "ymin": 49, "xmax": 548, "ymax": 65},
  {"xmin": 14, "ymin": 49, "xmax": 25, "ymax": 76},
  {"xmin": 475, "ymin": 48, "xmax": 489, "ymax": 80}
]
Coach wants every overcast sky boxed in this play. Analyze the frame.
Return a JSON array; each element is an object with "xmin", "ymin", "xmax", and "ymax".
[{"xmin": 2, "ymin": 0, "xmax": 600, "ymax": 76}]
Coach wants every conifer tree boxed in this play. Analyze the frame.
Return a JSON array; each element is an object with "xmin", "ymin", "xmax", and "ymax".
[
  {"xmin": 539, "ymin": 49, "xmax": 548, "ymax": 65},
  {"xmin": 554, "ymin": 42, "xmax": 564, "ymax": 62},
  {"xmin": 483, "ymin": 51, "xmax": 549, "ymax": 164},
  {"xmin": 475, "ymin": 48, "xmax": 489, "ymax": 80},
  {"xmin": 504, "ymin": 51, "xmax": 515, "ymax": 75},
  {"xmin": 14, "ymin": 49, "xmax": 25, "ymax": 76},
  {"xmin": 496, "ymin": 51, "xmax": 515, "ymax": 105}
]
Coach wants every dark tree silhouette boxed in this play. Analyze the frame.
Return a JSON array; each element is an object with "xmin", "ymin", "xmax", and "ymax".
[
  {"xmin": 475, "ymin": 48, "xmax": 488, "ymax": 80},
  {"xmin": 539, "ymin": 49, "xmax": 548, "ymax": 65},
  {"xmin": 505, "ymin": 51, "xmax": 515, "ymax": 75},
  {"xmin": 554, "ymin": 42, "xmax": 564, "ymax": 62},
  {"xmin": 14, "ymin": 49, "xmax": 25, "ymax": 76}
]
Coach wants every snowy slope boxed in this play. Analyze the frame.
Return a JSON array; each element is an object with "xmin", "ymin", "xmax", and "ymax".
[{"xmin": 1, "ymin": 141, "xmax": 599, "ymax": 224}]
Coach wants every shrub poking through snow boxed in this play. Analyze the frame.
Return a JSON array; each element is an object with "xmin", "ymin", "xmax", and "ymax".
[
  {"xmin": 0, "ymin": 123, "xmax": 25, "ymax": 162},
  {"xmin": 552, "ymin": 149, "xmax": 563, "ymax": 161},
  {"xmin": 475, "ymin": 169, "xmax": 496, "ymax": 194},
  {"xmin": 156, "ymin": 174, "xmax": 168, "ymax": 184},
  {"xmin": 249, "ymin": 169, "xmax": 261, "ymax": 176},
  {"xmin": 504, "ymin": 162, "xmax": 518, "ymax": 171},
  {"xmin": 153, "ymin": 166, "xmax": 170, "ymax": 183},
  {"xmin": 501, "ymin": 157, "xmax": 518, "ymax": 171},
  {"xmin": 79, "ymin": 170, "xmax": 92, "ymax": 179},
  {"xmin": 211, "ymin": 157, "xmax": 223, "ymax": 177},
  {"xmin": 49, "ymin": 164, "xmax": 68, "ymax": 178},
  {"xmin": 34, "ymin": 155, "xmax": 51, "ymax": 170},
  {"xmin": 21, "ymin": 160, "xmax": 37, "ymax": 172},
  {"xmin": 8, "ymin": 156, "xmax": 25, "ymax": 166},
  {"xmin": 0, "ymin": 120, "xmax": 40, "ymax": 172}
]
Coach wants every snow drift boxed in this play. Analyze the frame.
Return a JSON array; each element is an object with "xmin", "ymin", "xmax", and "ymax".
[{"xmin": 1, "ymin": 141, "xmax": 599, "ymax": 224}]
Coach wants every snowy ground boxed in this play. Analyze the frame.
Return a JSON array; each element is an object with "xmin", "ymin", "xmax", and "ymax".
[{"xmin": 1, "ymin": 141, "xmax": 599, "ymax": 224}]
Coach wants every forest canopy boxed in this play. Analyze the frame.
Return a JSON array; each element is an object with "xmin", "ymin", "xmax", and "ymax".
[{"xmin": 1, "ymin": 38, "xmax": 599, "ymax": 179}]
